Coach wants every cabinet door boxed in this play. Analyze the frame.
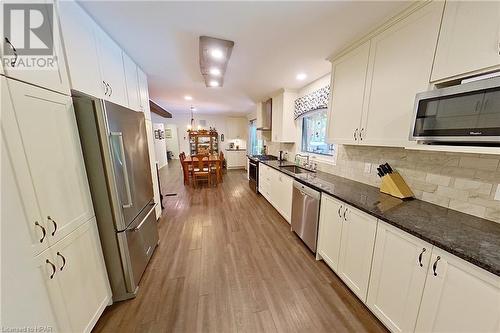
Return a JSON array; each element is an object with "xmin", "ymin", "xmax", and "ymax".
[
  {"xmin": 52, "ymin": 219, "xmax": 111, "ymax": 333},
  {"xmin": 431, "ymin": 2, "xmax": 500, "ymax": 82},
  {"xmin": 0, "ymin": 1, "xmax": 70, "ymax": 94},
  {"xmin": 367, "ymin": 221, "xmax": 431, "ymax": 333},
  {"xmin": 271, "ymin": 94, "xmax": 283, "ymax": 142},
  {"xmin": 58, "ymin": 0, "xmax": 102, "ymax": 98},
  {"xmin": 338, "ymin": 204, "xmax": 377, "ymax": 302},
  {"xmin": 415, "ymin": 248, "xmax": 500, "ymax": 333},
  {"xmin": 317, "ymin": 194, "xmax": 343, "ymax": 273},
  {"xmin": 7, "ymin": 79, "xmax": 94, "ymax": 244},
  {"xmin": 362, "ymin": 2, "xmax": 444, "ymax": 147},
  {"xmin": 1, "ymin": 134, "xmax": 70, "ymax": 333},
  {"xmin": 1, "ymin": 77, "xmax": 49, "ymax": 255},
  {"xmin": 326, "ymin": 41, "xmax": 370, "ymax": 145},
  {"xmin": 123, "ymin": 52, "xmax": 141, "ymax": 111},
  {"xmin": 137, "ymin": 68, "xmax": 152, "ymax": 120},
  {"xmin": 276, "ymin": 173, "xmax": 293, "ymax": 223},
  {"xmin": 96, "ymin": 28, "xmax": 127, "ymax": 106}
]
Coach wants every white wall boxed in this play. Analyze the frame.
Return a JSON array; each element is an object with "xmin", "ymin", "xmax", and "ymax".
[
  {"xmin": 165, "ymin": 124, "xmax": 180, "ymax": 159},
  {"xmin": 153, "ymin": 122, "xmax": 168, "ymax": 168},
  {"xmin": 160, "ymin": 113, "xmax": 248, "ymax": 155}
]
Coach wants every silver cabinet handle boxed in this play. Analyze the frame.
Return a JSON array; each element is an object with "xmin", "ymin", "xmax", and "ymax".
[
  {"xmin": 354, "ymin": 128, "xmax": 358, "ymax": 140},
  {"xmin": 343, "ymin": 207, "xmax": 347, "ymax": 221},
  {"xmin": 418, "ymin": 248, "xmax": 426, "ymax": 267},
  {"xmin": 432, "ymin": 256, "xmax": 441, "ymax": 276},
  {"xmin": 110, "ymin": 132, "xmax": 133, "ymax": 208},
  {"xmin": 360, "ymin": 128, "xmax": 364, "ymax": 141},
  {"xmin": 56, "ymin": 252, "xmax": 66, "ymax": 271},
  {"xmin": 48, "ymin": 216, "xmax": 57, "ymax": 236},
  {"xmin": 34, "ymin": 221, "xmax": 46, "ymax": 243},
  {"xmin": 46, "ymin": 259, "xmax": 56, "ymax": 279},
  {"xmin": 109, "ymin": 84, "xmax": 113, "ymax": 97},
  {"xmin": 337, "ymin": 205, "xmax": 342, "ymax": 218},
  {"xmin": 4, "ymin": 37, "xmax": 18, "ymax": 66}
]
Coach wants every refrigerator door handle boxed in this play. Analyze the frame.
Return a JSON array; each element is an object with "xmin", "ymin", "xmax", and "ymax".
[
  {"xmin": 110, "ymin": 132, "xmax": 133, "ymax": 208},
  {"xmin": 131, "ymin": 203, "xmax": 157, "ymax": 232}
]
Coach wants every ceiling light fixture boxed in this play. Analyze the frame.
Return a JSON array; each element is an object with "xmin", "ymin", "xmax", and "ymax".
[
  {"xmin": 199, "ymin": 36, "xmax": 234, "ymax": 88},
  {"xmin": 210, "ymin": 48, "xmax": 224, "ymax": 60},
  {"xmin": 296, "ymin": 73, "xmax": 307, "ymax": 81},
  {"xmin": 209, "ymin": 67, "xmax": 221, "ymax": 76},
  {"xmin": 184, "ymin": 95, "xmax": 193, "ymax": 101}
]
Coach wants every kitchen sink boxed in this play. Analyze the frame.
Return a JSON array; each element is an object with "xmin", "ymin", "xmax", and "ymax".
[{"xmin": 279, "ymin": 165, "xmax": 315, "ymax": 174}]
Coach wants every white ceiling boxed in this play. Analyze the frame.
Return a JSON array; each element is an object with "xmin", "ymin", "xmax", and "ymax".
[{"xmin": 79, "ymin": 1, "xmax": 409, "ymax": 115}]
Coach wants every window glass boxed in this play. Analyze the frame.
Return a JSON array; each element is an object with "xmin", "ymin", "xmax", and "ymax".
[{"xmin": 301, "ymin": 110, "xmax": 332, "ymax": 156}]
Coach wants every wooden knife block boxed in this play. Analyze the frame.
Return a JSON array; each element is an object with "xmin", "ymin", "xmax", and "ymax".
[{"xmin": 379, "ymin": 172, "xmax": 414, "ymax": 199}]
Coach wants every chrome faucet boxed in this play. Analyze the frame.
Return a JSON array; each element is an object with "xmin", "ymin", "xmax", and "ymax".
[{"xmin": 295, "ymin": 154, "xmax": 310, "ymax": 167}]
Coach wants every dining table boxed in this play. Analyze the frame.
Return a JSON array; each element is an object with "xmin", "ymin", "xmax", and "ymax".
[{"xmin": 181, "ymin": 154, "xmax": 223, "ymax": 185}]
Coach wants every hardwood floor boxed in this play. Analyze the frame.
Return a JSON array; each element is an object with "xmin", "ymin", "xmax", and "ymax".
[{"xmin": 93, "ymin": 160, "xmax": 387, "ymax": 333}]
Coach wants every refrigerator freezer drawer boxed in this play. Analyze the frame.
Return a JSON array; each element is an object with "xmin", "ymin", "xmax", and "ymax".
[{"xmin": 124, "ymin": 203, "xmax": 159, "ymax": 286}]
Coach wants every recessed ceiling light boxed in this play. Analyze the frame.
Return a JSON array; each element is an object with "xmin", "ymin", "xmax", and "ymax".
[
  {"xmin": 209, "ymin": 67, "xmax": 221, "ymax": 76},
  {"xmin": 209, "ymin": 80, "xmax": 219, "ymax": 87},
  {"xmin": 296, "ymin": 73, "xmax": 307, "ymax": 81},
  {"xmin": 184, "ymin": 95, "xmax": 193, "ymax": 101},
  {"xmin": 210, "ymin": 48, "xmax": 224, "ymax": 60}
]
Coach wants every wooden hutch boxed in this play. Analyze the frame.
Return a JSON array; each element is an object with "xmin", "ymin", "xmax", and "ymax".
[{"xmin": 188, "ymin": 129, "xmax": 219, "ymax": 155}]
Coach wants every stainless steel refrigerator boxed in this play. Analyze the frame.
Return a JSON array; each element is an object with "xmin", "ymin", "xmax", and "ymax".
[{"xmin": 72, "ymin": 91, "xmax": 159, "ymax": 302}]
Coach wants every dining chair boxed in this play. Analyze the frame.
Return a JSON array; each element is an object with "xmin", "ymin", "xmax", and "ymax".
[
  {"xmin": 179, "ymin": 153, "xmax": 190, "ymax": 185},
  {"xmin": 192, "ymin": 157, "xmax": 211, "ymax": 188}
]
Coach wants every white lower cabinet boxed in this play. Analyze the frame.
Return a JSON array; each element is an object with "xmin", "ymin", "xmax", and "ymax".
[
  {"xmin": 337, "ymin": 204, "xmax": 377, "ymax": 302},
  {"xmin": 317, "ymin": 193, "xmax": 378, "ymax": 302},
  {"xmin": 51, "ymin": 220, "xmax": 111, "ymax": 333},
  {"xmin": 317, "ymin": 194, "xmax": 344, "ymax": 272},
  {"xmin": 258, "ymin": 164, "xmax": 293, "ymax": 223},
  {"xmin": 414, "ymin": 248, "xmax": 500, "ymax": 333},
  {"xmin": 273, "ymin": 171, "xmax": 293, "ymax": 223},
  {"xmin": 367, "ymin": 221, "xmax": 431, "ymax": 333},
  {"xmin": 226, "ymin": 150, "xmax": 246, "ymax": 169}
]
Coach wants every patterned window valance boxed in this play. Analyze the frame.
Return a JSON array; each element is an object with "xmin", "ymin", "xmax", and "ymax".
[{"xmin": 294, "ymin": 85, "xmax": 330, "ymax": 119}]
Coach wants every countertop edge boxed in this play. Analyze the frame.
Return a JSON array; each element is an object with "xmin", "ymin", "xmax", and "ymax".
[{"xmin": 260, "ymin": 160, "xmax": 500, "ymax": 278}]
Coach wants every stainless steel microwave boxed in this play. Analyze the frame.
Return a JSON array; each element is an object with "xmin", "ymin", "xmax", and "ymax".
[{"xmin": 410, "ymin": 76, "xmax": 500, "ymax": 144}]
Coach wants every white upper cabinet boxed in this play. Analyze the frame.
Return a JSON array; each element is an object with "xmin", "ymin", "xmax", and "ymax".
[
  {"xmin": 0, "ymin": 1, "xmax": 70, "ymax": 94},
  {"xmin": 7, "ymin": 79, "xmax": 94, "ymax": 244},
  {"xmin": 58, "ymin": 0, "xmax": 102, "ymax": 98},
  {"xmin": 317, "ymin": 194, "xmax": 344, "ymax": 272},
  {"xmin": 271, "ymin": 89, "xmax": 297, "ymax": 143},
  {"xmin": 59, "ymin": 1, "xmax": 128, "ymax": 107},
  {"xmin": 123, "ymin": 52, "xmax": 141, "ymax": 111},
  {"xmin": 326, "ymin": 41, "xmax": 370, "ymax": 145},
  {"xmin": 431, "ymin": 2, "xmax": 500, "ymax": 82},
  {"xmin": 415, "ymin": 247, "xmax": 500, "ymax": 333},
  {"xmin": 96, "ymin": 28, "xmax": 127, "ymax": 106},
  {"xmin": 137, "ymin": 67, "xmax": 152, "ymax": 120},
  {"xmin": 337, "ymin": 204, "xmax": 377, "ymax": 302},
  {"xmin": 367, "ymin": 221, "xmax": 432, "ymax": 333},
  {"xmin": 361, "ymin": 1, "xmax": 444, "ymax": 147}
]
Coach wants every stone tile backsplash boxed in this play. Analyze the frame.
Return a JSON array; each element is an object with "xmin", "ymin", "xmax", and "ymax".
[{"xmin": 313, "ymin": 145, "xmax": 500, "ymax": 223}]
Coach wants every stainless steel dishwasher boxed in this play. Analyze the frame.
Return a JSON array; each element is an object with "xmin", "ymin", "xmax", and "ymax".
[{"xmin": 291, "ymin": 180, "xmax": 321, "ymax": 253}]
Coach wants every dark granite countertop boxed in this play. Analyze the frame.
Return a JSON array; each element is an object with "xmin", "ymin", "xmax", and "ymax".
[{"xmin": 261, "ymin": 160, "xmax": 500, "ymax": 277}]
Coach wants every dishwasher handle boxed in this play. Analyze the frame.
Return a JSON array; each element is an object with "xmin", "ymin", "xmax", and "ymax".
[{"xmin": 293, "ymin": 181, "xmax": 321, "ymax": 200}]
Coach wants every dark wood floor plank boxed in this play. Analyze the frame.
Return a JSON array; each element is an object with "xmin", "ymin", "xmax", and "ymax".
[{"xmin": 92, "ymin": 160, "xmax": 387, "ymax": 333}]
